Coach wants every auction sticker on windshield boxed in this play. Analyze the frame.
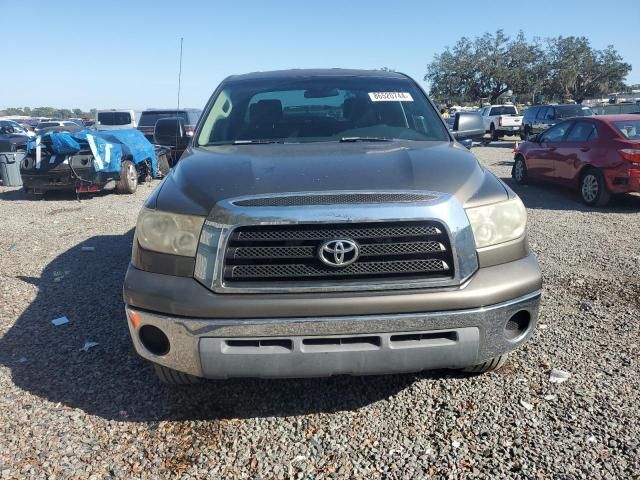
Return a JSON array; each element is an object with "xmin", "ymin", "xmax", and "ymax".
[{"xmin": 368, "ymin": 92, "xmax": 414, "ymax": 102}]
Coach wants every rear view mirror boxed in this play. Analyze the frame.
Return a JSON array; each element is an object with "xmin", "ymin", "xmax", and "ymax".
[
  {"xmin": 452, "ymin": 112, "xmax": 484, "ymax": 144},
  {"xmin": 154, "ymin": 117, "xmax": 189, "ymax": 148}
]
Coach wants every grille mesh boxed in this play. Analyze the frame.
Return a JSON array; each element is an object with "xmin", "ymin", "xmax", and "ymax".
[
  {"xmin": 223, "ymin": 221, "xmax": 454, "ymax": 285},
  {"xmin": 230, "ymin": 241, "xmax": 444, "ymax": 259},
  {"xmin": 237, "ymin": 224, "xmax": 440, "ymax": 241},
  {"xmin": 230, "ymin": 259, "xmax": 448, "ymax": 279},
  {"xmin": 233, "ymin": 193, "xmax": 439, "ymax": 207}
]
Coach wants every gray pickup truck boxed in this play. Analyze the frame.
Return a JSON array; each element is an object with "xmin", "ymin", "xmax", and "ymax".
[{"xmin": 123, "ymin": 69, "xmax": 542, "ymax": 384}]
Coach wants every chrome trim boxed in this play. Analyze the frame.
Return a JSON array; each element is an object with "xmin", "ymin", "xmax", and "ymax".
[
  {"xmin": 318, "ymin": 239, "xmax": 360, "ymax": 267},
  {"xmin": 125, "ymin": 290, "xmax": 541, "ymax": 378},
  {"xmin": 194, "ymin": 190, "xmax": 478, "ymax": 293}
]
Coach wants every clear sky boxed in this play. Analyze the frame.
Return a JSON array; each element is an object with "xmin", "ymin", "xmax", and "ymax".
[{"xmin": 2, "ymin": 0, "xmax": 638, "ymax": 111}]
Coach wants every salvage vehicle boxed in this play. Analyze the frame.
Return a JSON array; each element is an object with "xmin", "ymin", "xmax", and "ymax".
[
  {"xmin": 479, "ymin": 104, "xmax": 523, "ymax": 141},
  {"xmin": 513, "ymin": 114, "xmax": 640, "ymax": 206},
  {"xmin": 20, "ymin": 129, "xmax": 169, "ymax": 195},
  {"xmin": 123, "ymin": 69, "xmax": 542, "ymax": 383},
  {"xmin": 522, "ymin": 104, "xmax": 594, "ymax": 140}
]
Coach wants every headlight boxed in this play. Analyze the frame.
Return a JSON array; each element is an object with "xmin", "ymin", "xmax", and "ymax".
[
  {"xmin": 136, "ymin": 207, "xmax": 205, "ymax": 257},
  {"xmin": 465, "ymin": 197, "xmax": 527, "ymax": 248}
]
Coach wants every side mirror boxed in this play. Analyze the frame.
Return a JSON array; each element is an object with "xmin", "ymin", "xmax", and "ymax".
[
  {"xmin": 459, "ymin": 139, "xmax": 473, "ymax": 149},
  {"xmin": 154, "ymin": 117, "xmax": 189, "ymax": 148},
  {"xmin": 452, "ymin": 112, "xmax": 484, "ymax": 144}
]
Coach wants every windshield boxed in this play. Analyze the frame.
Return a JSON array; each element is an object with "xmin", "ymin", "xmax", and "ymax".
[
  {"xmin": 98, "ymin": 111, "xmax": 132, "ymax": 125},
  {"xmin": 197, "ymin": 76, "xmax": 450, "ymax": 145},
  {"xmin": 490, "ymin": 106, "xmax": 517, "ymax": 115},
  {"xmin": 556, "ymin": 106, "xmax": 593, "ymax": 119}
]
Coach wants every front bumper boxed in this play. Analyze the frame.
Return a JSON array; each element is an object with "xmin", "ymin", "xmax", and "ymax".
[
  {"xmin": 125, "ymin": 288, "xmax": 541, "ymax": 379},
  {"xmin": 21, "ymin": 168, "xmax": 112, "ymax": 191}
]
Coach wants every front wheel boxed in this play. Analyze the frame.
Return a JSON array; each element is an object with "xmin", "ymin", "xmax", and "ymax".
[
  {"xmin": 116, "ymin": 159, "xmax": 138, "ymax": 194},
  {"xmin": 580, "ymin": 169, "xmax": 611, "ymax": 207},
  {"xmin": 153, "ymin": 364, "xmax": 200, "ymax": 385},
  {"xmin": 512, "ymin": 156, "xmax": 528, "ymax": 185},
  {"xmin": 461, "ymin": 354, "xmax": 508, "ymax": 373}
]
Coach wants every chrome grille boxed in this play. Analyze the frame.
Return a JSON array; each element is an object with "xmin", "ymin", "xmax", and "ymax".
[{"xmin": 223, "ymin": 221, "xmax": 454, "ymax": 284}]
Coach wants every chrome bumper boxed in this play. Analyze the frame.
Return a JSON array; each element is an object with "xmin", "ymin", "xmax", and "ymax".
[{"xmin": 125, "ymin": 290, "xmax": 541, "ymax": 379}]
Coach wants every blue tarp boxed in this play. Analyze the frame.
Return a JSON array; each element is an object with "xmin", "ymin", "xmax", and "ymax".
[{"xmin": 26, "ymin": 129, "xmax": 157, "ymax": 176}]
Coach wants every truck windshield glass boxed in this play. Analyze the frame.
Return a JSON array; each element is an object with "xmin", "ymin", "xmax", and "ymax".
[
  {"xmin": 197, "ymin": 77, "xmax": 450, "ymax": 145},
  {"xmin": 490, "ymin": 106, "xmax": 517, "ymax": 115},
  {"xmin": 98, "ymin": 112, "xmax": 132, "ymax": 125},
  {"xmin": 140, "ymin": 111, "xmax": 195, "ymax": 126},
  {"xmin": 556, "ymin": 106, "xmax": 593, "ymax": 119}
]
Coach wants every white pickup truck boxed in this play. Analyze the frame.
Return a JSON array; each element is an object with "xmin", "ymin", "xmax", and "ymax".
[{"xmin": 480, "ymin": 105, "xmax": 523, "ymax": 141}]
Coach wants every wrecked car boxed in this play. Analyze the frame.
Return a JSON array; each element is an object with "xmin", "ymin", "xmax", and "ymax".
[{"xmin": 20, "ymin": 129, "xmax": 170, "ymax": 195}]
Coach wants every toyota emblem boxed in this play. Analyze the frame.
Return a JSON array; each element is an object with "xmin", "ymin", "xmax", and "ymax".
[{"xmin": 318, "ymin": 239, "xmax": 359, "ymax": 267}]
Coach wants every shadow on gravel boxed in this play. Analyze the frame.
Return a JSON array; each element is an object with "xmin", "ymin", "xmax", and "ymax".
[
  {"xmin": 480, "ymin": 141, "xmax": 519, "ymax": 149},
  {"xmin": 0, "ymin": 231, "xmax": 427, "ymax": 421},
  {"xmin": 0, "ymin": 188, "xmax": 112, "ymax": 202},
  {"xmin": 501, "ymin": 176, "xmax": 640, "ymax": 213}
]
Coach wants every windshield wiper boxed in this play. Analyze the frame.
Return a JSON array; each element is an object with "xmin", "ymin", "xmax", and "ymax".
[
  {"xmin": 232, "ymin": 139, "xmax": 284, "ymax": 145},
  {"xmin": 339, "ymin": 136, "xmax": 393, "ymax": 142}
]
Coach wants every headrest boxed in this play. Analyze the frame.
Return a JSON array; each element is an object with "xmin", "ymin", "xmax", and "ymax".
[
  {"xmin": 343, "ymin": 97, "xmax": 370, "ymax": 120},
  {"xmin": 249, "ymin": 100, "xmax": 283, "ymax": 124}
]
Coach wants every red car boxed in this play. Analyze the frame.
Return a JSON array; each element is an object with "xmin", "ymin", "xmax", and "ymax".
[{"xmin": 512, "ymin": 114, "xmax": 640, "ymax": 206}]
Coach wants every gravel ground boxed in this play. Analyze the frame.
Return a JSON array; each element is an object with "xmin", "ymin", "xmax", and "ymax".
[{"xmin": 1, "ymin": 142, "xmax": 639, "ymax": 479}]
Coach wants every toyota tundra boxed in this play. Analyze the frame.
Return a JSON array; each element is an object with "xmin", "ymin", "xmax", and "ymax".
[{"xmin": 123, "ymin": 69, "xmax": 542, "ymax": 383}]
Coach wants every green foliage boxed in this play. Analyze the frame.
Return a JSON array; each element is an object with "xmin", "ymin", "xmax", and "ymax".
[
  {"xmin": 0, "ymin": 106, "xmax": 93, "ymax": 119},
  {"xmin": 543, "ymin": 37, "xmax": 631, "ymax": 103},
  {"xmin": 426, "ymin": 31, "xmax": 631, "ymax": 104}
]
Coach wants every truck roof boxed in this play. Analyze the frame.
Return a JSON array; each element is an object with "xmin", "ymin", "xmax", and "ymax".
[{"xmin": 224, "ymin": 68, "xmax": 408, "ymax": 83}]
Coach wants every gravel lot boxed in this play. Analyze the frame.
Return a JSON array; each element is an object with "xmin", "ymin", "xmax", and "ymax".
[{"xmin": 1, "ymin": 141, "xmax": 639, "ymax": 479}]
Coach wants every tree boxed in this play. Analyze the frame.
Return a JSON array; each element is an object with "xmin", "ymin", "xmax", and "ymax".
[
  {"xmin": 542, "ymin": 37, "xmax": 630, "ymax": 103},
  {"xmin": 3, "ymin": 107, "xmax": 25, "ymax": 116},
  {"xmin": 425, "ymin": 30, "xmax": 542, "ymax": 104},
  {"xmin": 426, "ymin": 32, "xmax": 631, "ymax": 105},
  {"xmin": 72, "ymin": 108, "xmax": 83, "ymax": 116}
]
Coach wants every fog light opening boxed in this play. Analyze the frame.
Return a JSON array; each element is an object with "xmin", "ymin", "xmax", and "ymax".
[
  {"xmin": 504, "ymin": 310, "xmax": 531, "ymax": 341},
  {"xmin": 139, "ymin": 325, "xmax": 170, "ymax": 356}
]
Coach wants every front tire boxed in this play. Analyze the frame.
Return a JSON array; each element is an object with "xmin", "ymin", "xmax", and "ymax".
[
  {"xmin": 580, "ymin": 169, "xmax": 611, "ymax": 207},
  {"xmin": 115, "ymin": 159, "xmax": 138, "ymax": 194},
  {"xmin": 461, "ymin": 354, "xmax": 508, "ymax": 373},
  {"xmin": 512, "ymin": 156, "xmax": 528, "ymax": 185},
  {"xmin": 153, "ymin": 364, "xmax": 199, "ymax": 385}
]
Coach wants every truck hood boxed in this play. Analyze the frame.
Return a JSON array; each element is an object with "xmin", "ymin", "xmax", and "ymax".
[{"xmin": 152, "ymin": 140, "xmax": 509, "ymax": 216}]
